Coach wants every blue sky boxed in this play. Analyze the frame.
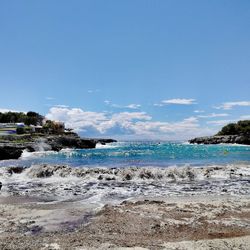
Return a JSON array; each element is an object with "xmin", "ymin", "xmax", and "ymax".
[{"xmin": 0, "ymin": 1, "xmax": 250, "ymax": 139}]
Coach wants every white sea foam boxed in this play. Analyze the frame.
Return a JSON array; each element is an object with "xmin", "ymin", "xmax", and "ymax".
[
  {"xmin": 33, "ymin": 138, "xmax": 52, "ymax": 151},
  {"xmin": 60, "ymin": 148, "xmax": 75, "ymax": 152},
  {"xmin": 1, "ymin": 163, "xmax": 249, "ymax": 181},
  {"xmin": 20, "ymin": 150, "xmax": 34, "ymax": 159},
  {"xmin": 1, "ymin": 163, "xmax": 249, "ymax": 203},
  {"xmin": 218, "ymin": 143, "xmax": 250, "ymax": 147},
  {"xmin": 20, "ymin": 150, "xmax": 57, "ymax": 159},
  {"xmin": 182, "ymin": 141, "xmax": 250, "ymax": 147},
  {"xmin": 182, "ymin": 141, "xmax": 191, "ymax": 145},
  {"xmin": 95, "ymin": 143, "xmax": 118, "ymax": 149}
]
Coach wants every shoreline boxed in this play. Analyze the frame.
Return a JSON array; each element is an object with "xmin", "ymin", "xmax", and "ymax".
[
  {"xmin": 0, "ymin": 163, "xmax": 249, "ymax": 249},
  {"xmin": 0, "ymin": 193, "xmax": 249, "ymax": 249}
]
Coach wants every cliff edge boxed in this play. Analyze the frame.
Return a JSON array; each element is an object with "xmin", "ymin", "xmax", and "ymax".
[
  {"xmin": 189, "ymin": 120, "xmax": 250, "ymax": 145},
  {"xmin": 0, "ymin": 133, "xmax": 117, "ymax": 160}
]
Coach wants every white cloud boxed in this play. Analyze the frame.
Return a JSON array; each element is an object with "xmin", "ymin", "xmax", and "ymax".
[
  {"xmin": 206, "ymin": 115, "xmax": 250, "ymax": 126},
  {"xmin": 46, "ymin": 107, "xmax": 150, "ymax": 134},
  {"xmin": 198, "ymin": 113, "xmax": 229, "ymax": 118},
  {"xmin": 0, "ymin": 108, "xmax": 24, "ymax": 113},
  {"xmin": 194, "ymin": 110, "xmax": 205, "ymax": 113},
  {"xmin": 125, "ymin": 104, "xmax": 141, "ymax": 109},
  {"xmin": 153, "ymin": 103, "xmax": 164, "ymax": 107},
  {"xmin": 88, "ymin": 89, "xmax": 100, "ymax": 94},
  {"xmin": 46, "ymin": 97, "xmax": 55, "ymax": 100},
  {"xmin": 239, "ymin": 115, "xmax": 250, "ymax": 120},
  {"xmin": 155, "ymin": 98, "xmax": 197, "ymax": 106},
  {"xmin": 54, "ymin": 104, "xmax": 69, "ymax": 108},
  {"xmin": 46, "ymin": 107, "xmax": 108, "ymax": 133},
  {"xmin": 216, "ymin": 101, "xmax": 250, "ymax": 110},
  {"xmin": 110, "ymin": 104, "xmax": 121, "ymax": 108},
  {"xmin": 104, "ymin": 101, "xmax": 141, "ymax": 109},
  {"xmin": 206, "ymin": 120, "xmax": 234, "ymax": 126},
  {"xmin": 46, "ymin": 107, "xmax": 215, "ymax": 140},
  {"xmin": 162, "ymin": 98, "xmax": 197, "ymax": 105},
  {"xmin": 124, "ymin": 116, "xmax": 214, "ymax": 140}
]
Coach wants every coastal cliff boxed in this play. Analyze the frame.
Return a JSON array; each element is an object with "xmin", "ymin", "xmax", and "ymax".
[
  {"xmin": 0, "ymin": 111, "xmax": 117, "ymax": 160},
  {"xmin": 189, "ymin": 120, "xmax": 250, "ymax": 145},
  {"xmin": 0, "ymin": 133, "xmax": 116, "ymax": 160},
  {"xmin": 189, "ymin": 135, "xmax": 250, "ymax": 145}
]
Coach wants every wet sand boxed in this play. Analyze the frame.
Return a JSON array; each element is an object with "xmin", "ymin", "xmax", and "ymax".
[
  {"xmin": 0, "ymin": 195, "xmax": 250, "ymax": 249},
  {"xmin": 0, "ymin": 164, "xmax": 249, "ymax": 249}
]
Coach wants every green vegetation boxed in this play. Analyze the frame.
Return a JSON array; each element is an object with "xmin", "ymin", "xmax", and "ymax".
[
  {"xmin": 16, "ymin": 127, "xmax": 26, "ymax": 135},
  {"xmin": 43, "ymin": 120, "xmax": 64, "ymax": 132},
  {"xmin": 0, "ymin": 111, "xmax": 66, "ymax": 135},
  {"xmin": 0, "ymin": 111, "xmax": 44, "ymax": 125},
  {"xmin": 217, "ymin": 120, "xmax": 250, "ymax": 136}
]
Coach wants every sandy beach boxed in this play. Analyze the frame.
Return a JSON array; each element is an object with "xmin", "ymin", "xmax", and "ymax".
[{"xmin": 0, "ymin": 164, "xmax": 250, "ymax": 249}]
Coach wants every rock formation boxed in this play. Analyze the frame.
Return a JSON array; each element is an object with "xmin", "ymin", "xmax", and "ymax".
[
  {"xmin": 189, "ymin": 120, "xmax": 250, "ymax": 145},
  {"xmin": 0, "ymin": 133, "xmax": 116, "ymax": 160}
]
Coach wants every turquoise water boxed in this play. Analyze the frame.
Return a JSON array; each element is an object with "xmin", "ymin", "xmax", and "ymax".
[{"xmin": 1, "ymin": 141, "xmax": 250, "ymax": 167}]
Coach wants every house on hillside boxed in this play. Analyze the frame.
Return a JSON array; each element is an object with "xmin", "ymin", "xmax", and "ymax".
[
  {"xmin": 30, "ymin": 125, "xmax": 43, "ymax": 133},
  {"xmin": 0, "ymin": 123, "xmax": 25, "ymax": 135}
]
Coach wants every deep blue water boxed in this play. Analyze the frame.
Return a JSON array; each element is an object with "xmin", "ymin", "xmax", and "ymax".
[{"xmin": 1, "ymin": 141, "xmax": 250, "ymax": 168}]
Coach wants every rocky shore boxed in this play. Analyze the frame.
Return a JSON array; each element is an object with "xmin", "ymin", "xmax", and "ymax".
[
  {"xmin": 189, "ymin": 120, "xmax": 250, "ymax": 145},
  {"xmin": 189, "ymin": 134, "xmax": 250, "ymax": 145},
  {"xmin": 0, "ymin": 133, "xmax": 116, "ymax": 160},
  {"xmin": 0, "ymin": 164, "xmax": 249, "ymax": 249}
]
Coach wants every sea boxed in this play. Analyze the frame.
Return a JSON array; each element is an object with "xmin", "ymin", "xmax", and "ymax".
[
  {"xmin": 1, "ymin": 141, "xmax": 250, "ymax": 168},
  {"xmin": 1, "ymin": 141, "xmax": 250, "ymax": 202}
]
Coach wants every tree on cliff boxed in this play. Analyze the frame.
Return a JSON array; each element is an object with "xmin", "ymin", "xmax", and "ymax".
[
  {"xmin": 0, "ymin": 111, "xmax": 44, "ymax": 126},
  {"xmin": 217, "ymin": 120, "xmax": 250, "ymax": 136},
  {"xmin": 0, "ymin": 112, "xmax": 26, "ymax": 123},
  {"xmin": 25, "ymin": 111, "xmax": 44, "ymax": 126}
]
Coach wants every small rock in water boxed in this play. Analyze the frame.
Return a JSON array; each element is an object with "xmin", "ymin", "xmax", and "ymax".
[
  {"xmin": 124, "ymin": 173, "xmax": 132, "ymax": 180},
  {"xmin": 0, "ymin": 182, "xmax": 2, "ymax": 190},
  {"xmin": 98, "ymin": 175, "xmax": 103, "ymax": 180},
  {"xmin": 105, "ymin": 176, "xmax": 116, "ymax": 181}
]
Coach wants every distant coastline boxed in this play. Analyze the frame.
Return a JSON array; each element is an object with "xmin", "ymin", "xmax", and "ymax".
[{"xmin": 189, "ymin": 120, "xmax": 250, "ymax": 145}]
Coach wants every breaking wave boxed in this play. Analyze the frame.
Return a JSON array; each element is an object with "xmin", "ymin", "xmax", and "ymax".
[
  {"xmin": 1, "ymin": 164, "xmax": 249, "ymax": 204},
  {"xmin": 95, "ymin": 143, "xmax": 119, "ymax": 149},
  {"xmin": 1, "ymin": 164, "xmax": 249, "ymax": 182}
]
